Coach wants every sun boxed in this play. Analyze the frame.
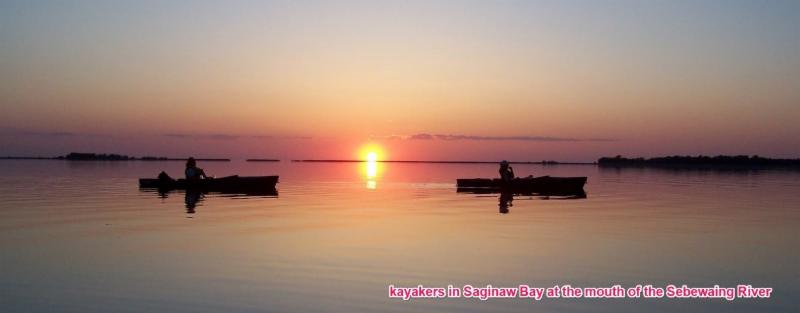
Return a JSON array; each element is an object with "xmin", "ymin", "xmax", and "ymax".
[{"xmin": 358, "ymin": 143, "xmax": 384, "ymax": 161}]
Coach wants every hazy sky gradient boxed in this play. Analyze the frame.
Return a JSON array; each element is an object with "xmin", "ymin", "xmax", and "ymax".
[{"xmin": 1, "ymin": 0, "xmax": 799, "ymax": 160}]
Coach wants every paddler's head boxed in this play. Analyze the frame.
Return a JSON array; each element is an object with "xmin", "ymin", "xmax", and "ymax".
[{"xmin": 186, "ymin": 157, "xmax": 197, "ymax": 168}]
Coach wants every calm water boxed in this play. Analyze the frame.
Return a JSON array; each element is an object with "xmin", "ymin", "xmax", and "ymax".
[{"xmin": 0, "ymin": 160, "xmax": 798, "ymax": 312}]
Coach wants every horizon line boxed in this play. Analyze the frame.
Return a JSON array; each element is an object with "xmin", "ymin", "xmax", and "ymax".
[{"xmin": 290, "ymin": 159, "xmax": 597, "ymax": 165}]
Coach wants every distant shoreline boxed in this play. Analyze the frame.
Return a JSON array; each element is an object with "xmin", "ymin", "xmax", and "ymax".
[
  {"xmin": 3, "ymin": 153, "xmax": 800, "ymax": 169},
  {"xmin": 0, "ymin": 153, "xmax": 230, "ymax": 162},
  {"xmin": 246, "ymin": 159, "xmax": 281, "ymax": 162},
  {"xmin": 291, "ymin": 159, "xmax": 597, "ymax": 165},
  {"xmin": 0, "ymin": 157, "xmax": 593, "ymax": 165},
  {"xmin": 0, "ymin": 157, "xmax": 231, "ymax": 162},
  {"xmin": 598, "ymin": 155, "xmax": 800, "ymax": 169}
]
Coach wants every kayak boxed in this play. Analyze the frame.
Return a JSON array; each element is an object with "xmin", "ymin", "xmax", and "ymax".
[
  {"xmin": 139, "ymin": 175, "xmax": 278, "ymax": 192},
  {"xmin": 456, "ymin": 176, "xmax": 586, "ymax": 195}
]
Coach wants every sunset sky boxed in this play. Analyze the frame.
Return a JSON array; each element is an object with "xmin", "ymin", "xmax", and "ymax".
[{"xmin": 1, "ymin": 0, "xmax": 799, "ymax": 161}]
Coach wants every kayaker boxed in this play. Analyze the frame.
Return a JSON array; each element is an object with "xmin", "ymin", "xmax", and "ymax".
[
  {"xmin": 499, "ymin": 160, "xmax": 515, "ymax": 182},
  {"xmin": 185, "ymin": 157, "xmax": 208, "ymax": 180},
  {"xmin": 157, "ymin": 171, "xmax": 173, "ymax": 182}
]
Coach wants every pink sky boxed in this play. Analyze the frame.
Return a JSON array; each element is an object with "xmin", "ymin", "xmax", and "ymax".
[{"xmin": 1, "ymin": 1, "xmax": 799, "ymax": 161}]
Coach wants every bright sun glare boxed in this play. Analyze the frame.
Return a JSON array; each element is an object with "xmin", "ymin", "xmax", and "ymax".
[
  {"xmin": 358, "ymin": 143, "xmax": 384, "ymax": 162},
  {"xmin": 359, "ymin": 144, "xmax": 384, "ymax": 184}
]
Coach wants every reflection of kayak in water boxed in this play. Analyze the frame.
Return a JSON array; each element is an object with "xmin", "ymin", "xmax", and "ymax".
[
  {"xmin": 456, "ymin": 176, "xmax": 587, "ymax": 195},
  {"xmin": 139, "ymin": 175, "xmax": 278, "ymax": 192}
]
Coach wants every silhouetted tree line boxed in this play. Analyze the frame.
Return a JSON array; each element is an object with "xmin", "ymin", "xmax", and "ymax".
[
  {"xmin": 598, "ymin": 155, "xmax": 800, "ymax": 168},
  {"xmin": 59, "ymin": 153, "xmax": 134, "ymax": 160},
  {"xmin": 61, "ymin": 153, "xmax": 172, "ymax": 160},
  {"xmin": 54, "ymin": 152, "xmax": 229, "ymax": 161}
]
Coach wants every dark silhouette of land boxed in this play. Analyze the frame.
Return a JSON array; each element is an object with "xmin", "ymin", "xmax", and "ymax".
[
  {"xmin": 0, "ymin": 156, "xmax": 53, "ymax": 160},
  {"xmin": 598, "ymin": 155, "xmax": 800, "ymax": 169},
  {"xmin": 60, "ymin": 153, "xmax": 135, "ymax": 160},
  {"xmin": 4, "ymin": 153, "xmax": 800, "ymax": 169},
  {"xmin": 61, "ymin": 152, "xmax": 230, "ymax": 161},
  {"xmin": 0, "ymin": 152, "xmax": 230, "ymax": 162}
]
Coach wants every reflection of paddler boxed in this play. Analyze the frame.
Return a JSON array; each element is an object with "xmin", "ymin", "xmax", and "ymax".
[
  {"xmin": 185, "ymin": 191, "xmax": 203, "ymax": 214},
  {"xmin": 499, "ymin": 192, "xmax": 513, "ymax": 214}
]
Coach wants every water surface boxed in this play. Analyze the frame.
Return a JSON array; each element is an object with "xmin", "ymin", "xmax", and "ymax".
[{"xmin": 1, "ymin": 160, "xmax": 798, "ymax": 312}]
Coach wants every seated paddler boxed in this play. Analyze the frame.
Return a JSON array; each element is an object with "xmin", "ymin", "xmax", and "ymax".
[
  {"xmin": 499, "ymin": 160, "xmax": 515, "ymax": 182},
  {"xmin": 185, "ymin": 157, "xmax": 208, "ymax": 180}
]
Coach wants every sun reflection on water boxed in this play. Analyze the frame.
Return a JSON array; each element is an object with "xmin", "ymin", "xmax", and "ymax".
[{"xmin": 364, "ymin": 152, "xmax": 380, "ymax": 189}]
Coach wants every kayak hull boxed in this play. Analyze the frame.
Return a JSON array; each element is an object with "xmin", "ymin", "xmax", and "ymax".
[
  {"xmin": 457, "ymin": 176, "xmax": 586, "ymax": 195},
  {"xmin": 139, "ymin": 175, "xmax": 278, "ymax": 193}
]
